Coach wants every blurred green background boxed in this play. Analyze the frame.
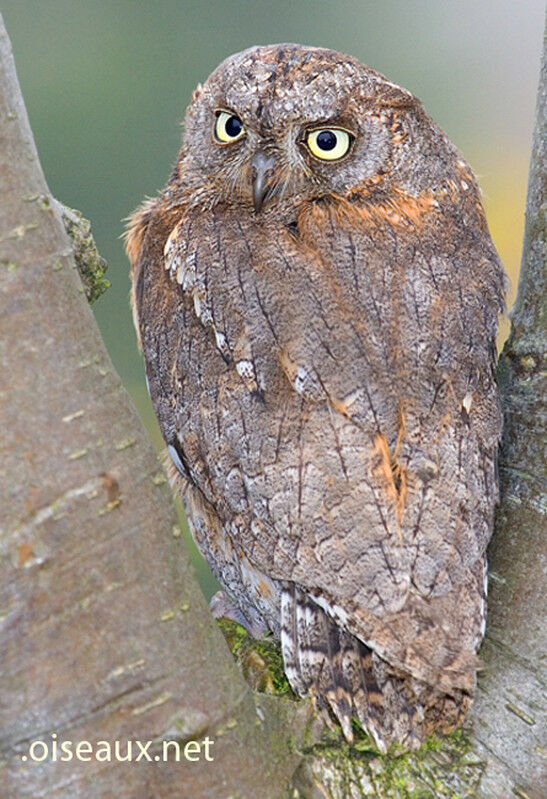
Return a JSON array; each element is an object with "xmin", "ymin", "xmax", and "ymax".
[{"xmin": 2, "ymin": 1, "xmax": 543, "ymax": 597}]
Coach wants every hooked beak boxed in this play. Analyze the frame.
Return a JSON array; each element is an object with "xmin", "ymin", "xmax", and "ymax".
[{"xmin": 251, "ymin": 151, "xmax": 276, "ymax": 213}]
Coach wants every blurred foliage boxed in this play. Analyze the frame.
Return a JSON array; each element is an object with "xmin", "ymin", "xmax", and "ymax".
[{"xmin": 3, "ymin": 0, "xmax": 542, "ymax": 596}]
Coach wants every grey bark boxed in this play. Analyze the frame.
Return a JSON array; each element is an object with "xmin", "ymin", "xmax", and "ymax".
[
  {"xmin": 475, "ymin": 18, "xmax": 547, "ymax": 796},
  {"xmin": 0, "ymin": 11, "xmax": 545, "ymax": 799},
  {"xmin": 0, "ymin": 14, "xmax": 310, "ymax": 799}
]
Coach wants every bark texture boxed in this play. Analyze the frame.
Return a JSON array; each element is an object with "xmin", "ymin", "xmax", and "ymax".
[
  {"xmin": 0, "ymin": 11, "xmax": 545, "ymax": 799},
  {"xmin": 476, "ymin": 18, "xmax": 547, "ymax": 795},
  {"xmin": 0, "ymin": 14, "xmax": 308, "ymax": 799}
]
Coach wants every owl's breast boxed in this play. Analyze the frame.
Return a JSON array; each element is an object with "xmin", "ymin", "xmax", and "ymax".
[{"xmin": 136, "ymin": 201, "xmax": 500, "ymax": 618}]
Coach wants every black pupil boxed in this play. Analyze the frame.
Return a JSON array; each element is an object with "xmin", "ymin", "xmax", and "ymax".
[
  {"xmin": 225, "ymin": 115, "xmax": 242, "ymax": 137},
  {"xmin": 316, "ymin": 130, "xmax": 337, "ymax": 151}
]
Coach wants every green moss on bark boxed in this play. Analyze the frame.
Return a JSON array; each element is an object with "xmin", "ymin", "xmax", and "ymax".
[
  {"xmin": 217, "ymin": 619, "xmax": 292, "ymax": 696},
  {"xmin": 293, "ymin": 729, "xmax": 483, "ymax": 798},
  {"xmin": 59, "ymin": 204, "xmax": 110, "ymax": 302},
  {"xmin": 218, "ymin": 620, "xmax": 485, "ymax": 797}
]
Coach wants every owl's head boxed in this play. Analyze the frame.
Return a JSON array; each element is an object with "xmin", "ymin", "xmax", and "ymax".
[{"xmin": 175, "ymin": 44, "xmax": 457, "ymax": 213}]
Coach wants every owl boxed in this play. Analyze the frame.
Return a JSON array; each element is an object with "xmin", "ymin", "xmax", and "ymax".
[{"xmin": 126, "ymin": 44, "xmax": 505, "ymax": 752}]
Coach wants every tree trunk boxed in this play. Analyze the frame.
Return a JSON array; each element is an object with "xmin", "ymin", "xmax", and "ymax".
[
  {"xmin": 0, "ymin": 14, "xmax": 309, "ymax": 799},
  {"xmin": 0, "ymin": 12, "xmax": 544, "ymax": 799},
  {"xmin": 471, "ymin": 19, "xmax": 546, "ymax": 795}
]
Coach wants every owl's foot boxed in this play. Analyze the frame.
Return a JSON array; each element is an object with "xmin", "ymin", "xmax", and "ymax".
[{"xmin": 210, "ymin": 590, "xmax": 269, "ymax": 639}]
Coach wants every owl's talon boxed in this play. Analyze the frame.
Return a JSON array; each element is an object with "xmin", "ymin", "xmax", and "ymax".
[{"xmin": 209, "ymin": 590, "xmax": 268, "ymax": 639}]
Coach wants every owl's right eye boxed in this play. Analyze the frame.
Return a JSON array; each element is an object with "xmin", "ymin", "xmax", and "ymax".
[{"xmin": 214, "ymin": 111, "xmax": 245, "ymax": 143}]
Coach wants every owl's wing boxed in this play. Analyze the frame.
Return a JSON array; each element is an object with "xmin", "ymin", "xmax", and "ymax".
[{"xmin": 130, "ymin": 185, "xmax": 504, "ymax": 690}]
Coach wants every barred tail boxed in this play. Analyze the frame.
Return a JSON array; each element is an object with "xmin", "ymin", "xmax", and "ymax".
[{"xmin": 280, "ymin": 582, "xmax": 470, "ymax": 752}]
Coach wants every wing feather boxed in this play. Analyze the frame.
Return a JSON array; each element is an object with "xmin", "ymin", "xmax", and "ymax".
[{"xmin": 133, "ymin": 190, "xmax": 504, "ymax": 686}]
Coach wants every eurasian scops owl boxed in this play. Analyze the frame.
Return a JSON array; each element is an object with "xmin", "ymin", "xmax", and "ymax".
[{"xmin": 126, "ymin": 44, "xmax": 505, "ymax": 751}]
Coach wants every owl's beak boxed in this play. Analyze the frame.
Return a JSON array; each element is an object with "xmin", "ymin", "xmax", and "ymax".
[{"xmin": 251, "ymin": 151, "xmax": 276, "ymax": 213}]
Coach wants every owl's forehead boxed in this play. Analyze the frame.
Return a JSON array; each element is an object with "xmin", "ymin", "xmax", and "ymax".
[{"xmin": 202, "ymin": 44, "xmax": 398, "ymax": 128}]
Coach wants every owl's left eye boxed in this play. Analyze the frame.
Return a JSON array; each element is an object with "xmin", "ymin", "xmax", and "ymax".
[
  {"xmin": 306, "ymin": 128, "xmax": 353, "ymax": 161},
  {"xmin": 215, "ymin": 111, "xmax": 246, "ymax": 143}
]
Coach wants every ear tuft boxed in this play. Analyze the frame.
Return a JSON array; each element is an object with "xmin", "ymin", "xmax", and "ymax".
[{"xmin": 192, "ymin": 82, "xmax": 204, "ymax": 103}]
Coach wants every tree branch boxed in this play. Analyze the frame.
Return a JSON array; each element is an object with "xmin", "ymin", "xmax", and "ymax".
[{"xmin": 0, "ymin": 14, "xmax": 308, "ymax": 798}]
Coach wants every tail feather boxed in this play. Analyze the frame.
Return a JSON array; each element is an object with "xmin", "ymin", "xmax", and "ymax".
[{"xmin": 280, "ymin": 582, "xmax": 471, "ymax": 752}]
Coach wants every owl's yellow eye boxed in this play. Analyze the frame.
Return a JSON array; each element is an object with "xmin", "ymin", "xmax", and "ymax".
[
  {"xmin": 306, "ymin": 128, "xmax": 353, "ymax": 161},
  {"xmin": 214, "ymin": 111, "xmax": 245, "ymax": 143}
]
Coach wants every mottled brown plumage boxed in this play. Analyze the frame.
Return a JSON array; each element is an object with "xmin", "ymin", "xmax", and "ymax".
[{"xmin": 126, "ymin": 44, "xmax": 505, "ymax": 751}]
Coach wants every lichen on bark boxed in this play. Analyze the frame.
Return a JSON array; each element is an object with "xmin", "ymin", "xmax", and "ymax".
[
  {"xmin": 219, "ymin": 621, "xmax": 488, "ymax": 797},
  {"xmin": 217, "ymin": 619, "xmax": 293, "ymax": 696},
  {"xmin": 57, "ymin": 200, "xmax": 110, "ymax": 302},
  {"xmin": 292, "ymin": 729, "xmax": 482, "ymax": 799}
]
